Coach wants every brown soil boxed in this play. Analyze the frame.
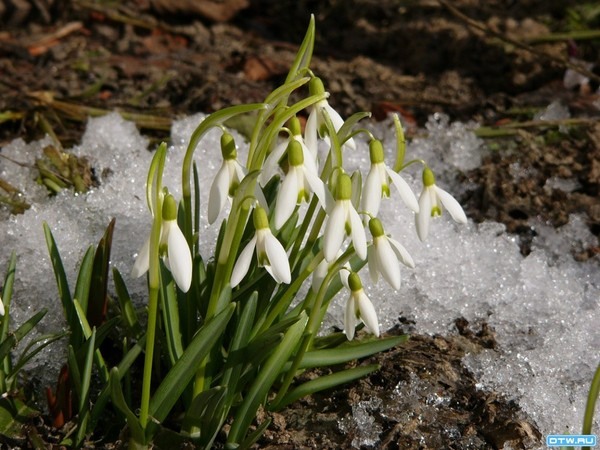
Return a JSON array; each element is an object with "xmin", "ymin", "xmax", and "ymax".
[{"xmin": 1, "ymin": 0, "xmax": 599, "ymax": 448}]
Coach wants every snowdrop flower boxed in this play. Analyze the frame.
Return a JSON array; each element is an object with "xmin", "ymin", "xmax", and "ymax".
[
  {"xmin": 230, "ymin": 206, "xmax": 291, "ymax": 288},
  {"xmin": 311, "ymin": 250, "xmax": 350, "ymax": 293},
  {"xmin": 260, "ymin": 116, "xmax": 317, "ymax": 186},
  {"xmin": 0, "ymin": 294, "xmax": 4, "ymax": 316},
  {"xmin": 323, "ymin": 173, "xmax": 367, "ymax": 262},
  {"xmin": 208, "ymin": 132, "xmax": 247, "ymax": 225},
  {"xmin": 131, "ymin": 194, "xmax": 193, "ymax": 292},
  {"xmin": 361, "ymin": 139, "xmax": 419, "ymax": 219},
  {"xmin": 305, "ymin": 77, "xmax": 355, "ymax": 157},
  {"xmin": 367, "ymin": 218, "xmax": 414, "ymax": 290},
  {"xmin": 415, "ymin": 167, "xmax": 467, "ymax": 241},
  {"xmin": 345, "ymin": 272, "xmax": 379, "ymax": 341},
  {"xmin": 274, "ymin": 139, "xmax": 332, "ymax": 229}
]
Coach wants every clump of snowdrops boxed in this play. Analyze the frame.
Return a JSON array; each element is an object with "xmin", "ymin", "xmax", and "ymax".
[{"xmin": 0, "ymin": 16, "xmax": 477, "ymax": 450}]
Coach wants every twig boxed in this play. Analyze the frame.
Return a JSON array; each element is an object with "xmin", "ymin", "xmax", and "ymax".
[
  {"xmin": 438, "ymin": 0, "xmax": 600, "ymax": 85},
  {"xmin": 527, "ymin": 29, "xmax": 600, "ymax": 44},
  {"xmin": 475, "ymin": 117, "xmax": 599, "ymax": 138}
]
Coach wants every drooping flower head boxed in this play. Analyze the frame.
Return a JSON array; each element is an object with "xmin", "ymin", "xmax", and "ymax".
[
  {"xmin": 361, "ymin": 139, "xmax": 419, "ymax": 219},
  {"xmin": 323, "ymin": 173, "xmax": 367, "ymax": 262},
  {"xmin": 367, "ymin": 218, "xmax": 414, "ymax": 290},
  {"xmin": 415, "ymin": 167, "xmax": 467, "ymax": 241},
  {"xmin": 305, "ymin": 77, "xmax": 355, "ymax": 157},
  {"xmin": 131, "ymin": 193, "xmax": 193, "ymax": 292},
  {"xmin": 230, "ymin": 206, "xmax": 291, "ymax": 288},
  {"xmin": 274, "ymin": 139, "xmax": 331, "ymax": 229},
  {"xmin": 208, "ymin": 132, "xmax": 247, "ymax": 225},
  {"xmin": 344, "ymin": 272, "xmax": 380, "ymax": 341}
]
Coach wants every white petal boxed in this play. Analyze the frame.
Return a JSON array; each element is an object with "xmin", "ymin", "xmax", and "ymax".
[
  {"xmin": 416, "ymin": 187, "xmax": 432, "ymax": 242},
  {"xmin": 374, "ymin": 238, "xmax": 401, "ymax": 290},
  {"xmin": 388, "ymin": 237, "xmax": 415, "ymax": 268},
  {"xmin": 311, "ymin": 259, "xmax": 329, "ymax": 293},
  {"xmin": 131, "ymin": 236, "xmax": 151, "ymax": 278},
  {"xmin": 386, "ymin": 167, "xmax": 419, "ymax": 213},
  {"xmin": 208, "ymin": 164, "xmax": 230, "ymax": 225},
  {"xmin": 304, "ymin": 167, "xmax": 333, "ymax": 213},
  {"xmin": 260, "ymin": 140, "xmax": 287, "ymax": 186},
  {"xmin": 167, "ymin": 221, "xmax": 193, "ymax": 292},
  {"xmin": 344, "ymin": 293, "xmax": 357, "ymax": 341},
  {"xmin": 356, "ymin": 291, "xmax": 380, "ymax": 337},
  {"xmin": 348, "ymin": 205, "xmax": 367, "ymax": 260},
  {"xmin": 324, "ymin": 104, "xmax": 356, "ymax": 150},
  {"xmin": 0, "ymin": 296, "xmax": 5, "ymax": 316},
  {"xmin": 367, "ymin": 246, "xmax": 380, "ymax": 284},
  {"xmin": 361, "ymin": 166, "xmax": 382, "ymax": 218},
  {"xmin": 305, "ymin": 109, "xmax": 319, "ymax": 157},
  {"xmin": 275, "ymin": 169, "xmax": 299, "ymax": 229},
  {"xmin": 299, "ymin": 139, "xmax": 319, "ymax": 174},
  {"xmin": 323, "ymin": 204, "xmax": 346, "ymax": 262},
  {"xmin": 230, "ymin": 236, "xmax": 257, "ymax": 288},
  {"xmin": 263, "ymin": 232, "xmax": 291, "ymax": 284},
  {"xmin": 435, "ymin": 186, "xmax": 468, "ymax": 224}
]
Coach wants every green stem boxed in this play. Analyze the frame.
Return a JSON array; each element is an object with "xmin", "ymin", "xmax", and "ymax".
[
  {"xmin": 139, "ymin": 145, "xmax": 167, "ymax": 435},
  {"xmin": 582, "ymin": 362, "xmax": 600, "ymax": 450}
]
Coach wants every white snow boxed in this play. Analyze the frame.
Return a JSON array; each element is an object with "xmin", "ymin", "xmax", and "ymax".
[{"xmin": 0, "ymin": 111, "xmax": 597, "ymax": 448}]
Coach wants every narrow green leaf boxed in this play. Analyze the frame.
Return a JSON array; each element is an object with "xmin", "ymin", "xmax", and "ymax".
[
  {"xmin": 275, "ymin": 364, "xmax": 380, "ymax": 409},
  {"xmin": 113, "ymin": 267, "xmax": 143, "ymax": 338},
  {"xmin": 87, "ymin": 218, "xmax": 115, "ymax": 328},
  {"xmin": 227, "ymin": 312, "xmax": 308, "ymax": 445},
  {"xmin": 222, "ymin": 293, "xmax": 257, "ymax": 390},
  {"xmin": 298, "ymin": 335, "xmax": 407, "ymax": 369},
  {"xmin": 148, "ymin": 303, "xmax": 235, "ymax": 424},
  {"xmin": 73, "ymin": 246, "xmax": 94, "ymax": 316},
  {"xmin": 44, "ymin": 223, "xmax": 79, "ymax": 344},
  {"xmin": 6, "ymin": 332, "xmax": 67, "ymax": 388},
  {"xmin": 0, "ymin": 310, "xmax": 47, "ymax": 362},
  {"xmin": 238, "ymin": 418, "xmax": 272, "ymax": 450},
  {"xmin": 0, "ymin": 252, "xmax": 17, "ymax": 383},
  {"xmin": 0, "ymin": 397, "xmax": 39, "ymax": 441},
  {"xmin": 109, "ymin": 368, "xmax": 144, "ymax": 443},
  {"xmin": 67, "ymin": 345, "xmax": 82, "ymax": 399},
  {"xmin": 159, "ymin": 264, "xmax": 184, "ymax": 366},
  {"xmin": 79, "ymin": 328, "xmax": 96, "ymax": 413},
  {"xmin": 90, "ymin": 335, "xmax": 146, "ymax": 428},
  {"xmin": 181, "ymin": 386, "xmax": 227, "ymax": 445},
  {"xmin": 337, "ymin": 111, "xmax": 372, "ymax": 145},
  {"xmin": 285, "ymin": 14, "xmax": 315, "ymax": 83}
]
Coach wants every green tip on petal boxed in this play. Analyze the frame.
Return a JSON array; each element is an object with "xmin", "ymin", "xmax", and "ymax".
[
  {"xmin": 423, "ymin": 167, "xmax": 435, "ymax": 187},
  {"xmin": 288, "ymin": 116, "xmax": 302, "ymax": 136},
  {"xmin": 309, "ymin": 77, "xmax": 326, "ymax": 96},
  {"xmin": 335, "ymin": 173, "xmax": 353, "ymax": 201},
  {"xmin": 348, "ymin": 272, "xmax": 362, "ymax": 292},
  {"xmin": 221, "ymin": 132, "xmax": 237, "ymax": 160},
  {"xmin": 369, "ymin": 139, "xmax": 385, "ymax": 164},
  {"xmin": 253, "ymin": 205, "xmax": 270, "ymax": 230},
  {"xmin": 431, "ymin": 206, "xmax": 442, "ymax": 217},
  {"xmin": 368, "ymin": 217, "xmax": 385, "ymax": 237},
  {"xmin": 162, "ymin": 194, "xmax": 178, "ymax": 221},
  {"xmin": 287, "ymin": 139, "xmax": 304, "ymax": 166}
]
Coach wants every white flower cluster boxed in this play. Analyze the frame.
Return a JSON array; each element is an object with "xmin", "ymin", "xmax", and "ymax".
[{"xmin": 133, "ymin": 77, "xmax": 467, "ymax": 341}]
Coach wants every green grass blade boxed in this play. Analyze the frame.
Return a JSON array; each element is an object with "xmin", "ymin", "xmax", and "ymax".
[
  {"xmin": 159, "ymin": 264, "xmax": 184, "ymax": 366},
  {"xmin": 275, "ymin": 364, "xmax": 380, "ymax": 410},
  {"xmin": 297, "ymin": 335, "xmax": 407, "ymax": 369},
  {"xmin": 227, "ymin": 311, "xmax": 308, "ymax": 445},
  {"xmin": 148, "ymin": 303, "xmax": 235, "ymax": 424},
  {"xmin": 87, "ymin": 218, "xmax": 115, "ymax": 328},
  {"xmin": 43, "ymin": 223, "xmax": 78, "ymax": 343},
  {"xmin": 79, "ymin": 328, "xmax": 96, "ymax": 413},
  {"xmin": 109, "ymin": 367, "xmax": 144, "ymax": 443},
  {"xmin": 112, "ymin": 267, "xmax": 143, "ymax": 338},
  {"xmin": 0, "ymin": 309, "xmax": 47, "ymax": 361},
  {"xmin": 0, "ymin": 252, "xmax": 17, "ymax": 384},
  {"xmin": 73, "ymin": 246, "xmax": 94, "ymax": 315}
]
